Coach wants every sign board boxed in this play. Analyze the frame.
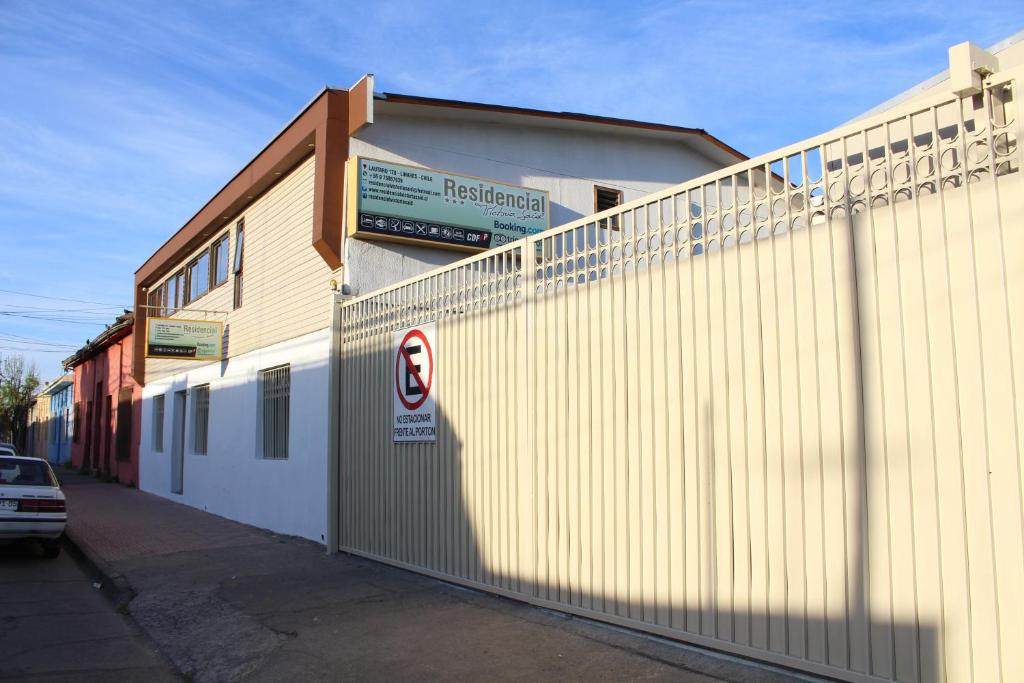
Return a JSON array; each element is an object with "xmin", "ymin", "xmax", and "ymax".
[
  {"xmin": 145, "ymin": 317, "xmax": 223, "ymax": 361},
  {"xmin": 348, "ymin": 157, "xmax": 550, "ymax": 252},
  {"xmin": 393, "ymin": 322, "xmax": 436, "ymax": 443}
]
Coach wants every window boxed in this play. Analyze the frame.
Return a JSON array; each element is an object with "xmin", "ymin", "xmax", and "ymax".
[
  {"xmin": 152, "ymin": 394, "xmax": 165, "ymax": 452},
  {"xmin": 595, "ymin": 186, "xmax": 623, "ymax": 230},
  {"xmin": 259, "ymin": 365, "xmax": 289, "ymax": 459},
  {"xmin": 211, "ymin": 233, "xmax": 229, "ymax": 287},
  {"xmin": 115, "ymin": 388, "xmax": 132, "ymax": 461},
  {"xmin": 167, "ymin": 270, "xmax": 183, "ymax": 314},
  {"xmin": 0, "ymin": 458, "xmax": 57, "ymax": 487},
  {"xmin": 233, "ymin": 220, "xmax": 244, "ymax": 310},
  {"xmin": 186, "ymin": 252, "xmax": 210, "ymax": 304},
  {"xmin": 148, "ymin": 285, "xmax": 164, "ymax": 317},
  {"xmin": 191, "ymin": 384, "xmax": 210, "ymax": 455}
]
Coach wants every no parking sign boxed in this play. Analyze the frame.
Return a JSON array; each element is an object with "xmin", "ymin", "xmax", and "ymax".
[{"xmin": 393, "ymin": 322, "xmax": 437, "ymax": 443}]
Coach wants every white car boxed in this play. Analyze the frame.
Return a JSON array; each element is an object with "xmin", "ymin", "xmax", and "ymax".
[
  {"xmin": 0, "ymin": 456, "xmax": 66, "ymax": 558},
  {"xmin": 0, "ymin": 443, "xmax": 17, "ymax": 456}
]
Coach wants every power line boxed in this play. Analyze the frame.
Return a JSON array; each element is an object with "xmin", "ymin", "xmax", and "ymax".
[
  {"xmin": 0, "ymin": 346, "xmax": 71, "ymax": 354},
  {"xmin": 0, "ymin": 302, "xmax": 123, "ymax": 313},
  {"xmin": 0, "ymin": 310, "xmax": 114, "ymax": 320},
  {"xmin": 0, "ymin": 312, "xmax": 109, "ymax": 326},
  {"xmin": 0, "ymin": 331, "xmax": 78, "ymax": 342},
  {"xmin": 0, "ymin": 287, "xmax": 127, "ymax": 307},
  {"xmin": 0, "ymin": 334, "xmax": 77, "ymax": 349}
]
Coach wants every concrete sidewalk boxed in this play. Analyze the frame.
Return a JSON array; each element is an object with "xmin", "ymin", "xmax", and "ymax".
[{"xmin": 60, "ymin": 473, "xmax": 810, "ymax": 683}]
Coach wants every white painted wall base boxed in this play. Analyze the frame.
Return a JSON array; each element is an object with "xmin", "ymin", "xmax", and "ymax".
[{"xmin": 139, "ymin": 328, "xmax": 331, "ymax": 543}]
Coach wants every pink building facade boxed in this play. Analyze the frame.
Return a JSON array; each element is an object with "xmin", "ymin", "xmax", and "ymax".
[{"xmin": 65, "ymin": 313, "xmax": 142, "ymax": 486}]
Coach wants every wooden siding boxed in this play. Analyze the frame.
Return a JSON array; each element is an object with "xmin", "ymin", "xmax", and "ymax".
[{"xmin": 146, "ymin": 155, "xmax": 340, "ymax": 381}]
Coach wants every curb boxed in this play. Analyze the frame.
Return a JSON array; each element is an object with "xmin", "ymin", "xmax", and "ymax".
[
  {"xmin": 63, "ymin": 525, "xmax": 187, "ymax": 682},
  {"xmin": 63, "ymin": 525, "xmax": 136, "ymax": 609}
]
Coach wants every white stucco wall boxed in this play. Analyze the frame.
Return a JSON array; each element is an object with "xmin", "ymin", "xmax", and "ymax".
[
  {"xmin": 135, "ymin": 109, "xmax": 737, "ymax": 542},
  {"xmin": 139, "ymin": 328, "xmax": 330, "ymax": 543},
  {"xmin": 344, "ymin": 114, "xmax": 727, "ymax": 295}
]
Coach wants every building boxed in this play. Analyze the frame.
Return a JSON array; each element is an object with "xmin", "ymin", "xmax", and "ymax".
[
  {"xmin": 46, "ymin": 374, "xmax": 74, "ymax": 465},
  {"xmin": 132, "ymin": 75, "xmax": 746, "ymax": 543},
  {"xmin": 24, "ymin": 374, "xmax": 75, "ymax": 463},
  {"xmin": 65, "ymin": 312, "xmax": 142, "ymax": 485},
  {"xmin": 24, "ymin": 391, "xmax": 50, "ymax": 459}
]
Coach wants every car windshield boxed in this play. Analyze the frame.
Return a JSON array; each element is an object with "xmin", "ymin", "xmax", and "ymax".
[{"xmin": 0, "ymin": 458, "xmax": 56, "ymax": 486}]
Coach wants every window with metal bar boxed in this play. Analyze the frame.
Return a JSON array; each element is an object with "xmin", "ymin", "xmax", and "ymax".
[
  {"xmin": 152, "ymin": 394, "xmax": 165, "ymax": 452},
  {"xmin": 259, "ymin": 365, "xmax": 289, "ymax": 459},
  {"xmin": 191, "ymin": 384, "xmax": 210, "ymax": 455}
]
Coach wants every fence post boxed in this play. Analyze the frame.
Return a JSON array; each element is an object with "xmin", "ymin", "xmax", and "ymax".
[{"xmin": 326, "ymin": 291, "xmax": 344, "ymax": 554}]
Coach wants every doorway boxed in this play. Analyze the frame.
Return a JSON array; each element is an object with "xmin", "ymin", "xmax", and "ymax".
[{"xmin": 170, "ymin": 390, "xmax": 186, "ymax": 494}]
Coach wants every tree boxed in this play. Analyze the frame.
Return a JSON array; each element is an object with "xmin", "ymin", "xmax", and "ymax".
[{"xmin": 0, "ymin": 353, "xmax": 41, "ymax": 449}]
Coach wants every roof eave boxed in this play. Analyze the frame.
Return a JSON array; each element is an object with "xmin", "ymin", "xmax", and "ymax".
[{"xmin": 375, "ymin": 92, "xmax": 747, "ymax": 162}]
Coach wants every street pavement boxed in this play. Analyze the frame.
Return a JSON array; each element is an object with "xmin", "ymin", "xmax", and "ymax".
[
  {"xmin": 0, "ymin": 538, "xmax": 178, "ymax": 682},
  {"xmin": 59, "ymin": 472, "xmax": 811, "ymax": 683}
]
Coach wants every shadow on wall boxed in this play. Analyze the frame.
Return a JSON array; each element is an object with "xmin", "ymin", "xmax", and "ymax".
[
  {"xmin": 336, "ymin": 330, "xmax": 939, "ymax": 683},
  {"xmin": 337, "ymin": 131, "xmax": 1024, "ymax": 683}
]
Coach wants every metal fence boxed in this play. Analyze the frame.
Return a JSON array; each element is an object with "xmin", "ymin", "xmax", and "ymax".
[{"xmin": 336, "ymin": 62, "xmax": 1023, "ymax": 682}]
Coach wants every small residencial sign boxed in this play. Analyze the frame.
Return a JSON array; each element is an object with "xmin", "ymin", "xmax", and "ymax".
[
  {"xmin": 393, "ymin": 321, "xmax": 436, "ymax": 443},
  {"xmin": 348, "ymin": 157, "xmax": 550, "ymax": 252},
  {"xmin": 145, "ymin": 317, "xmax": 223, "ymax": 361}
]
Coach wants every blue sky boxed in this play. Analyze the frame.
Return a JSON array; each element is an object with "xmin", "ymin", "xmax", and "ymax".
[{"xmin": 0, "ymin": 0, "xmax": 1020, "ymax": 378}]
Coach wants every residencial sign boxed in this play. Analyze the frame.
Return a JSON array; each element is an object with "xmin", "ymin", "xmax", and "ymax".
[
  {"xmin": 145, "ymin": 317, "xmax": 223, "ymax": 361},
  {"xmin": 393, "ymin": 322, "xmax": 436, "ymax": 443},
  {"xmin": 348, "ymin": 157, "xmax": 550, "ymax": 252}
]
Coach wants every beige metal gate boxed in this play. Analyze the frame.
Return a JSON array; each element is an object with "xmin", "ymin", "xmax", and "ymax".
[{"xmin": 336, "ymin": 63, "xmax": 1024, "ymax": 682}]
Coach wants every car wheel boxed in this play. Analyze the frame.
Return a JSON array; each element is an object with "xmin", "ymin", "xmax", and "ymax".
[{"xmin": 42, "ymin": 540, "xmax": 61, "ymax": 559}]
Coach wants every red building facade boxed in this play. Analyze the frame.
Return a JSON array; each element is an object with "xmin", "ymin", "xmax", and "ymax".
[{"xmin": 65, "ymin": 313, "xmax": 142, "ymax": 486}]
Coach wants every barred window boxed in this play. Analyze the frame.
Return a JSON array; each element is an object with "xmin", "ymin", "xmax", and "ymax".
[
  {"xmin": 152, "ymin": 394, "xmax": 165, "ymax": 452},
  {"xmin": 191, "ymin": 384, "xmax": 210, "ymax": 455},
  {"xmin": 259, "ymin": 365, "xmax": 290, "ymax": 459}
]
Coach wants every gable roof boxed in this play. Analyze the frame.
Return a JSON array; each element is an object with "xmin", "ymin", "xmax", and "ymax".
[{"xmin": 373, "ymin": 92, "xmax": 747, "ymax": 166}]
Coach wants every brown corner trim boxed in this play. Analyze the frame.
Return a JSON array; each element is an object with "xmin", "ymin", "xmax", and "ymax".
[{"xmin": 131, "ymin": 75, "xmax": 376, "ymax": 384}]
